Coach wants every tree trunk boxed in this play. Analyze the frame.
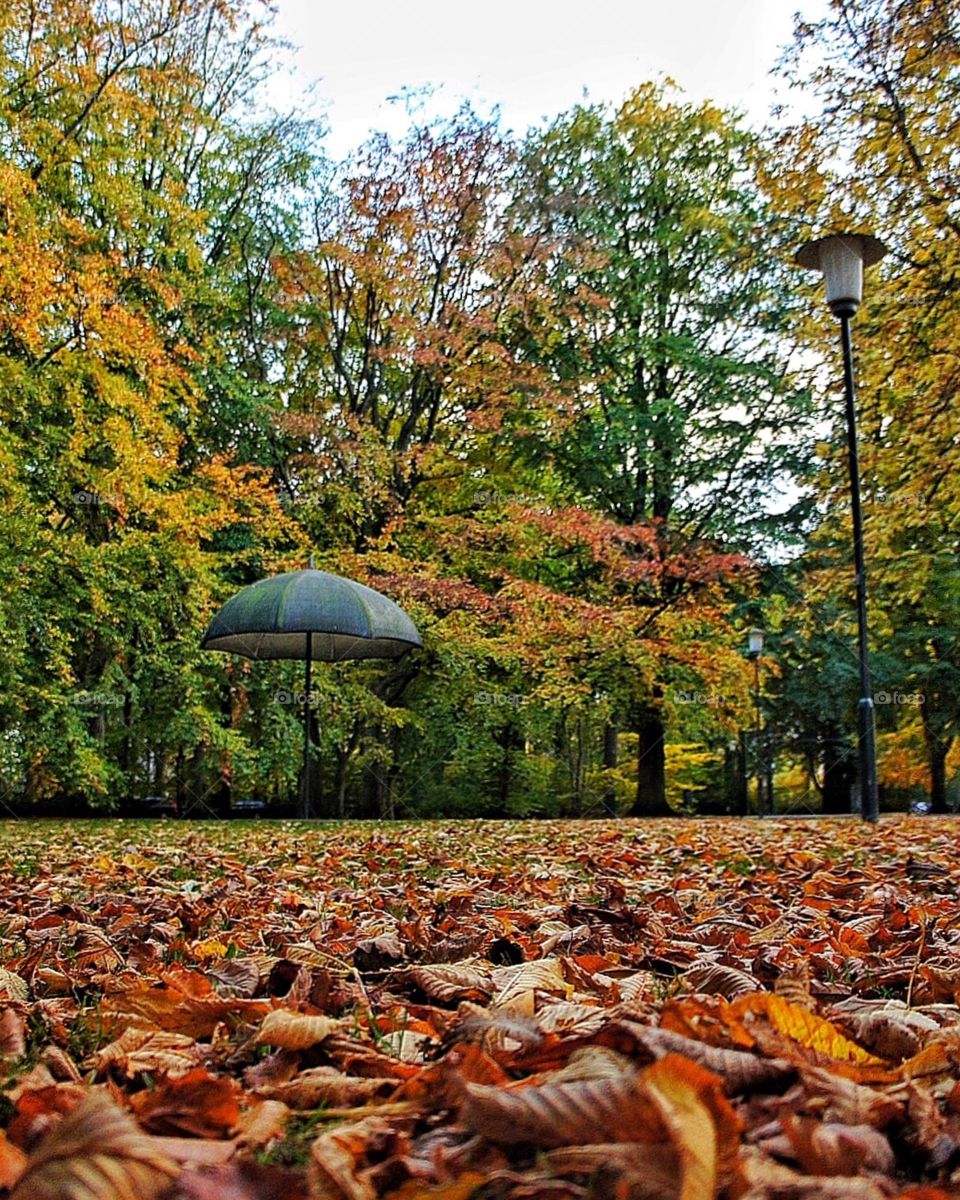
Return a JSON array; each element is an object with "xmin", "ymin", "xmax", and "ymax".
[
  {"xmin": 821, "ymin": 729, "xmax": 854, "ymax": 814},
  {"xmin": 924, "ymin": 723, "xmax": 951, "ymax": 814},
  {"xmin": 493, "ymin": 720, "xmax": 518, "ymax": 817},
  {"xmin": 602, "ymin": 720, "xmax": 618, "ymax": 816},
  {"xmin": 175, "ymin": 748, "xmax": 185, "ymax": 816},
  {"xmin": 630, "ymin": 705, "xmax": 671, "ymax": 817}
]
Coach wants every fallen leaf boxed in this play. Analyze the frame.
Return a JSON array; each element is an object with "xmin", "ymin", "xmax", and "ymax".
[
  {"xmin": 10, "ymin": 1092, "xmax": 178, "ymax": 1200},
  {"xmin": 255, "ymin": 1009, "xmax": 340, "ymax": 1051},
  {"xmin": 129, "ymin": 1068, "xmax": 240, "ymax": 1138}
]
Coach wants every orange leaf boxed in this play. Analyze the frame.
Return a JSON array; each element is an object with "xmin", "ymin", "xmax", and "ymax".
[{"xmin": 129, "ymin": 1068, "xmax": 240, "ymax": 1139}]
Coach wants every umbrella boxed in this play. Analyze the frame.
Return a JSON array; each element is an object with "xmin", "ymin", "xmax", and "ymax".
[{"xmin": 201, "ymin": 568, "xmax": 422, "ymax": 818}]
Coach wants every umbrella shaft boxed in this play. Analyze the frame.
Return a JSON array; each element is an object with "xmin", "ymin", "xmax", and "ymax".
[{"xmin": 303, "ymin": 632, "xmax": 312, "ymax": 819}]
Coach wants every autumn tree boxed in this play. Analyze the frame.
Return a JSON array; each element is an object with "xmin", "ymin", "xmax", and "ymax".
[
  {"xmin": 771, "ymin": 0, "xmax": 960, "ymax": 809},
  {"xmin": 0, "ymin": 0, "xmax": 308, "ymax": 810},
  {"xmin": 505, "ymin": 84, "xmax": 812, "ymax": 814}
]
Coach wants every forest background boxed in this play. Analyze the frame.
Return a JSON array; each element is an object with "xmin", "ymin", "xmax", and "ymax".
[{"xmin": 0, "ymin": 0, "xmax": 956, "ymax": 820}]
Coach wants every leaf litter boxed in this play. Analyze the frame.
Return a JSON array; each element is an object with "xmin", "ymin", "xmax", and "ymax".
[{"xmin": 0, "ymin": 817, "xmax": 959, "ymax": 1197}]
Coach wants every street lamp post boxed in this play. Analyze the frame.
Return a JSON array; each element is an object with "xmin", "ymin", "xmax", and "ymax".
[
  {"xmin": 747, "ymin": 627, "xmax": 765, "ymax": 816},
  {"xmin": 795, "ymin": 233, "xmax": 887, "ymax": 824}
]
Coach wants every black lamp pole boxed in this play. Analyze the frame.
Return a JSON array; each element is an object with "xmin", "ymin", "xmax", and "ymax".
[
  {"xmin": 839, "ymin": 314, "xmax": 878, "ymax": 823},
  {"xmin": 747, "ymin": 628, "xmax": 765, "ymax": 817},
  {"xmin": 796, "ymin": 233, "xmax": 887, "ymax": 824}
]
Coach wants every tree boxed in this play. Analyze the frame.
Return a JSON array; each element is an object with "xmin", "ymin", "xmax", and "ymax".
[
  {"xmin": 506, "ymin": 84, "xmax": 812, "ymax": 813},
  {"xmin": 771, "ymin": 0, "xmax": 960, "ymax": 808},
  {"xmin": 273, "ymin": 107, "xmax": 553, "ymax": 551},
  {"xmin": 0, "ymin": 0, "xmax": 309, "ymax": 810}
]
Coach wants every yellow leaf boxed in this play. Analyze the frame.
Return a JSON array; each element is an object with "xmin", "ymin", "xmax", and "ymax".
[
  {"xmin": 192, "ymin": 939, "xmax": 229, "ymax": 960},
  {"xmin": 640, "ymin": 1054, "xmax": 742, "ymax": 1198},
  {"xmin": 641, "ymin": 1057, "xmax": 717, "ymax": 1200},
  {"xmin": 731, "ymin": 993, "xmax": 885, "ymax": 1065},
  {"xmin": 121, "ymin": 853, "xmax": 156, "ymax": 872}
]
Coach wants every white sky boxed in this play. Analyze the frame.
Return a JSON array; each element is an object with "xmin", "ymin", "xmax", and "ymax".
[{"xmin": 267, "ymin": 0, "xmax": 828, "ymax": 160}]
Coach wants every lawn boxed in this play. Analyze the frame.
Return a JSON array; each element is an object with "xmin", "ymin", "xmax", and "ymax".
[{"xmin": 0, "ymin": 816, "xmax": 957, "ymax": 1199}]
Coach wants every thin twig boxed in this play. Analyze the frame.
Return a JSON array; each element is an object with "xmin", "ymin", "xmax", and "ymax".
[{"xmin": 905, "ymin": 915, "xmax": 928, "ymax": 1009}]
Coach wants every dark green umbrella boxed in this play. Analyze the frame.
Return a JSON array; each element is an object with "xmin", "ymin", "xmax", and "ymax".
[{"xmin": 201, "ymin": 569, "xmax": 422, "ymax": 818}]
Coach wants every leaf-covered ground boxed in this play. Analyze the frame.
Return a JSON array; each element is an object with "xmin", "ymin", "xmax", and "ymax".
[{"xmin": 1, "ymin": 817, "xmax": 960, "ymax": 1199}]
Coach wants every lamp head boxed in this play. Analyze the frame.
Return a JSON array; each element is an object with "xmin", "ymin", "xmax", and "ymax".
[
  {"xmin": 795, "ymin": 233, "xmax": 887, "ymax": 318},
  {"xmin": 747, "ymin": 627, "xmax": 764, "ymax": 658}
]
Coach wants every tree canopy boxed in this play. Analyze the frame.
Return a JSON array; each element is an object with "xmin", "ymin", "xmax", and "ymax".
[{"xmin": 0, "ymin": 0, "xmax": 956, "ymax": 817}]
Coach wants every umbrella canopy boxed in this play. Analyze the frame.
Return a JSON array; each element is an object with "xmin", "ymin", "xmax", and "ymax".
[
  {"xmin": 201, "ymin": 569, "xmax": 422, "ymax": 818},
  {"xmin": 201, "ymin": 569, "xmax": 422, "ymax": 661}
]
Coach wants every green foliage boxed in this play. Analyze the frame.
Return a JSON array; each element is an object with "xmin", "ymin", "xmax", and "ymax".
[{"xmin": 0, "ymin": 0, "xmax": 952, "ymax": 816}]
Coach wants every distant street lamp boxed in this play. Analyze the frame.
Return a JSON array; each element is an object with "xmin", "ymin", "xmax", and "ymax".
[
  {"xmin": 747, "ymin": 627, "xmax": 765, "ymax": 816},
  {"xmin": 795, "ymin": 233, "xmax": 887, "ymax": 824}
]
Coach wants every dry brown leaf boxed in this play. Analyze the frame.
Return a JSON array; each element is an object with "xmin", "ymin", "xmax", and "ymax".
[
  {"xmin": 796, "ymin": 1065, "xmax": 904, "ymax": 1128},
  {"xmin": 0, "ymin": 1130, "xmax": 27, "ymax": 1190},
  {"xmin": 492, "ymin": 958, "xmax": 569, "ymax": 1012},
  {"xmin": 7, "ymin": 1081, "xmax": 88, "ymax": 1149},
  {"xmin": 462, "ymin": 1069, "xmax": 658, "ymax": 1147},
  {"xmin": 738, "ymin": 1146, "xmax": 889, "ymax": 1200},
  {"xmin": 165, "ymin": 1160, "xmax": 309, "ymax": 1199},
  {"xmin": 546, "ymin": 1143, "xmax": 680, "ymax": 1200},
  {"xmin": 149, "ymin": 1138, "xmax": 237, "ymax": 1166},
  {"xmin": 0, "ymin": 1009, "xmax": 26, "ymax": 1060},
  {"xmin": 308, "ymin": 1116, "xmax": 392, "ymax": 1200},
  {"xmin": 92, "ymin": 1027, "xmax": 201, "ymax": 1078},
  {"xmin": 9, "ymin": 1092, "xmax": 178, "ymax": 1200},
  {"xmin": 840, "ymin": 1011, "xmax": 923, "ymax": 1061},
  {"xmin": 535, "ymin": 1001, "xmax": 607, "ymax": 1037},
  {"xmin": 233, "ymin": 1100, "xmax": 289, "ymax": 1148},
  {"xmin": 779, "ymin": 1113, "xmax": 895, "ymax": 1177},
  {"xmin": 206, "ymin": 960, "xmax": 261, "ymax": 998},
  {"xmin": 682, "ymin": 959, "xmax": 757, "ymax": 1000},
  {"xmin": 255, "ymin": 1010, "xmax": 340, "ymax": 1051},
  {"xmin": 549, "ymin": 1046, "xmax": 637, "ymax": 1084},
  {"xmin": 102, "ymin": 980, "xmax": 270, "ymax": 1040},
  {"xmin": 920, "ymin": 961, "xmax": 960, "ymax": 1002},
  {"xmin": 446, "ymin": 1003, "xmax": 544, "ymax": 1054},
  {"xmin": 903, "ymin": 1080, "xmax": 958, "ymax": 1165},
  {"xmin": 39, "ymin": 1046, "xmax": 82, "ymax": 1083},
  {"xmin": 775, "ymin": 959, "xmax": 814, "ymax": 1010},
  {"xmin": 378, "ymin": 1030, "xmax": 431, "ymax": 1063},
  {"xmin": 406, "ymin": 964, "xmax": 493, "ymax": 1005},
  {"xmin": 254, "ymin": 1067, "xmax": 394, "ymax": 1111},
  {"xmin": 604, "ymin": 1019, "xmax": 796, "ymax": 1094},
  {"xmin": 0, "ymin": 970, "xmax": 29, "ymax": 1002}
]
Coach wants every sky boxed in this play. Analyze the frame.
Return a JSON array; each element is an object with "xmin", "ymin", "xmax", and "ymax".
[{"xmin": 267, "ymin": 0, "xmax": 828, "ymax": 160}]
